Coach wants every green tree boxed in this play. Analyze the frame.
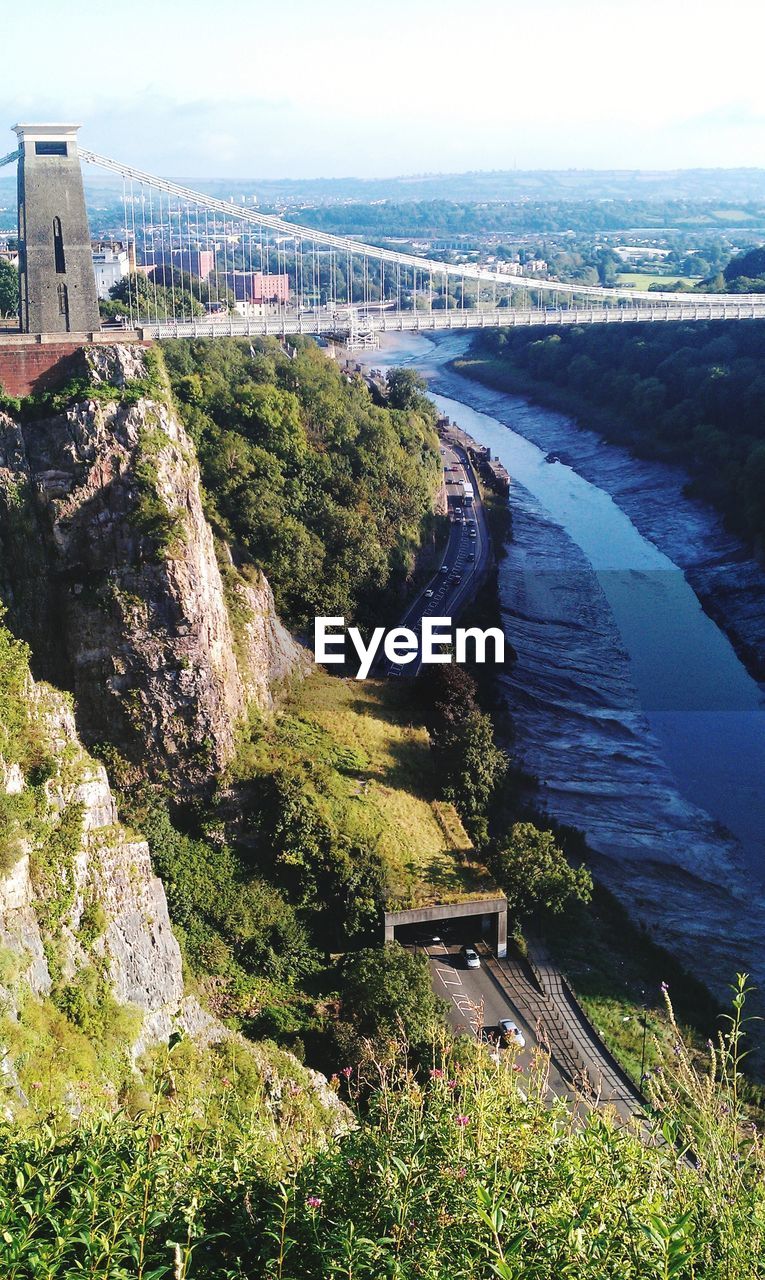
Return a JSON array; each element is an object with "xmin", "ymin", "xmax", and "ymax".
[
  {"xmin": 110, "ymin": 273, "xmax": 205, "ymax": 320},
  {"xmin": 490, "ymin": 822, "xmax": 592, "ymax": 921},
  {"xmin": 385, "ymin": 367, "xmax": 429, "ymax": 411},
  {"xmin": 0, "ymin": 259, "xmax": 17, "ymax": 318},
  {"xmin": 336, "ymin": 943, "xmax": 444, "ymax": 1053},
  {"xmin": 419, "ymin": 665, "xmax": 506, "ymax": 832}
]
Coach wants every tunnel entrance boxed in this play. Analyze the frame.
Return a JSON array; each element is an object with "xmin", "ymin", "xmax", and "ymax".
[{"xmin": 384, "ymin": 896, "xmax": 507, "ymax": 958}]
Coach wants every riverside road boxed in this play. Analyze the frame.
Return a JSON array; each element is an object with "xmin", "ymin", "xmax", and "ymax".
[{"xmin": 387, "ymin": 439, "xmax": 491, "ymax": 676}]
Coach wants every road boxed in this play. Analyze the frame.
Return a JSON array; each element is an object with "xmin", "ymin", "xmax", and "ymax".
[
  {"xmin": 418, "ymin": 939, "xmax": 567, "ymax": 1096},
  {"xmin": 412, "ymin": 936, "xmax": 641, "ymax": 1120},
  {"xmin": 387, "ymin": 440, "xmax": 492, "ymax": 676}
]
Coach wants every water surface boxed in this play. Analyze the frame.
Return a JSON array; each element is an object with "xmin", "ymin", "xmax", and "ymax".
[{"xmin": 362, "ymin": 332, "xmax": 765, "ymax": 997}]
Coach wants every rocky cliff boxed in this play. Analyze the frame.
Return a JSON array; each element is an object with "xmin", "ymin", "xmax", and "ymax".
[
  {"xmin": 0, "ymin": 344, "xmax": 306, "ymax": 788},
  {"xmin": 0, "ymin": 646, "xmax": 346, "ymax": 1133},
  {"xmin": 1, "ymin": 694, "xmax": 183, "ymax": 1010}
]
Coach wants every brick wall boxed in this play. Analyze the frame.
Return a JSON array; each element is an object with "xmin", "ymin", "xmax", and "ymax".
[
  {"xmin": 0, "ymin": 337, "xmax": 152, "ymax": 399},
  {"xmin": 0, "ymin": 343, "xmax": 84, "ymax": 398}
]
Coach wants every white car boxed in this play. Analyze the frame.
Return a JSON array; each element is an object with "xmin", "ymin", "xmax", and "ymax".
[
  {"xmin": 424, "ymin": 588, "xmax": 434, "ymax": 598},
  {"xmin": 499, "ymin": 1018, "xmax": 526, "ymax": 1049},
  {"xmin": 463, "ymin": 947, "xmax": 481, "ymax": 970}
]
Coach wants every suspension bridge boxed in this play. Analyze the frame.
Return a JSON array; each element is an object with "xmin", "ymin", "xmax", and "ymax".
[{"xmin": 3, "ymin": 122, "xmax": 765, "ymax": 346}]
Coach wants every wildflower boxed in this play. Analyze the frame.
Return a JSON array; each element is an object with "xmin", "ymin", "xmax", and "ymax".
[
  {"xmin": 430, "ymin": 1068, "xmax": 444, "ymax": 1080},
  {"xmin": 447, "ymin": 1079, "xmax": 458, "ymax": 1089},
  {"xmin": 660, "ymin": 982, "xmax": 669, "ymax": 995},
  {"xmin": 455, "ymin": 1114, "xmax": 470, "ymax": 1127},
  {"xmin": 673, "ymin": 1042, "xmax": 683, "ymax": 1056},
  {"xmin": 31, "ymin": 1082, "xmax": 42, "ymax": 1090},
  {"xmin": 305, "ymin": 1196, "xmax": 322, "ymax": 1210},
  {"xmin": 455, "ymin": 1167, "xmax": 467, "ymax": 1180},
  {"xmin": 341, "ymin": 1066, "xmax": 353, "ymax": 1080},
  {"xmin": 221, "ymin": 1076, "xmax": 231, "ymax": 1087},
  {"xmin": 513, "ymin": 1064, "xmax": 523, "ymax": 1073}
]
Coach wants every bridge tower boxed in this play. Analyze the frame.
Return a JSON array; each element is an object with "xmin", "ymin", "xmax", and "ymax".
[{"xmin": 14, "ymin": 124, "xmax": 100, "ymax": 334}]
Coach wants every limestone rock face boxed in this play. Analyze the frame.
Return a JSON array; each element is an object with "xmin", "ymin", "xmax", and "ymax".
[
  {"xmin": 0, "ymin": 682, "xmax": 183, "ymax": 1035},
  {"xmin": 0, "ymin": 345, "xmax": 306, "ymax": 787},
  {"xmin": 0, "ymin": 680, "xmax": 348, "ymax": 1134}
]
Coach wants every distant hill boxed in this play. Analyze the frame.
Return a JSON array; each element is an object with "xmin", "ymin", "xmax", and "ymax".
[{"xmin": 4, "ymin": 166, "xmax": 765, "ymax": 214}]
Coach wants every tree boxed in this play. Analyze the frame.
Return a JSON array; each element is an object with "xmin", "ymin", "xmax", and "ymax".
[
  {"xmin": 489, "ymin": 822, "xmax": 592, "ymax": 921},
  {"xmin": 109, "ymin": 273, "xmax": 205, "ymax": 320},
  {"xmin": 418, "ymin": 665, "xmax": 506, "ymax": 831},
  {"xmin": 385, "ymin": 367, "xmax": 429, "ymax": 411},
  {"xmin": 336, "ymin": 944, "xmax": 444, "ymax": 1052},
  {"xmin": 724, "ymin": 245, "xmax": 765, "ymax": 284},
  {"xmin": 0, "ymin": 259, "xmax": 18, "ymax": 319}
]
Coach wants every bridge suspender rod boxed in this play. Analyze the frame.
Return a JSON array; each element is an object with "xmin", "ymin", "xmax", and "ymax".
[{"xmin": 79, "ymin": 148, "xmax": 758, "ymax": 310}]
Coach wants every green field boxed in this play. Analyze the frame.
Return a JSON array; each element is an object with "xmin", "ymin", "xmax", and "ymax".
[{"xmin": 242, "ymin": 670, "xmax": 498, "ymax": 910}]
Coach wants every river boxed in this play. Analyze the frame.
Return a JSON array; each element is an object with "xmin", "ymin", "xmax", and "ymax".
[{"xmin": 359, "ymin": 330, "xmax": 765, "ymax": 1007}]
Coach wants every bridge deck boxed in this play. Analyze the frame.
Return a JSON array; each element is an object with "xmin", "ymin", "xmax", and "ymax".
[{"xmin": 4, "ymin": 299, "xmax": 765, "ymax": 349}]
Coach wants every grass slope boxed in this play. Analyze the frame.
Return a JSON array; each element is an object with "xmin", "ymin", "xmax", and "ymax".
[{"xmin": 248, "ymin": 670, "xmax": 497, "ymax": 910}]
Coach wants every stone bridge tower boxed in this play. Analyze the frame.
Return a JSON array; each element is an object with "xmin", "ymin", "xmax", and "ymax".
[{"xmin": 15, "ymin": 124, "xmax": 100, "ymax": 334}]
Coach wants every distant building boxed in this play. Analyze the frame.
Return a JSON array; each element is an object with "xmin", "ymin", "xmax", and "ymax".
[
  {"xmin": 615, "ymin": 246, "xmax": 670, "ymax": 262},
  {"xmin": 91, "ymin": 241, "xmax": 130, "ymax": 299},
  {"xmin": 165, "ymin": 247, "xmax": 214, "ymax": 280},
  {"xmin": 224, "ymin": 270, "xmax": 290, "ymax": 304}
]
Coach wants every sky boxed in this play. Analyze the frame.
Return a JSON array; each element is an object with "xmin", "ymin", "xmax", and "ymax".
[{"xmin": 2, "ymin": 0, "xmax": 765, "ymax": 178}]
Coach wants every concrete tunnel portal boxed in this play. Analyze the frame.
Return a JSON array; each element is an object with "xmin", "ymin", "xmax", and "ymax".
[{"xmin": 384, "ymin": 896, "xmax": 508, "ymax": 958}]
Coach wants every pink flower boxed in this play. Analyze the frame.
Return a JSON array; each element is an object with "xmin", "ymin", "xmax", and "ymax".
[
  {"xmin": 429, "ymin": 1068, "xmax": 444, "ymax": 1079},
  {"xmin": 341, "ymin": 1066, "xmax": 353, "ymax": 1079},
  {"xmin": 221, "ymin": 1076, "xmax": 231, "ymax": 1087},
  {"xmin": 305, "ymin": 1195, "xmax": 322, "ymax": 1210},
  {"xmin": 447, "ymin": 1079, "xmax": 458, "ymax": 1089},
  {"xmin": 456, "ymin": 1166, "xmax": 467, "ymax": 1179},
  {"xmin": 455, "ymin": 1114, "xmax": 470, "ymax": 1127}
]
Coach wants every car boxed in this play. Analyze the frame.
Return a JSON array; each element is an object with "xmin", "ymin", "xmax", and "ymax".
[
  {"xmin": 467, "ymin": 551, "xmax": 476, "ymax": 561},
  {"xmin": 469, "ymin": 529, "xmax": 477, "ymax": 539},
  {"xmin": 479, "ymin": 1027, "xmax": 502, "ymax": 1060},
  {"xmin": 462, "ymin": 947, "xmax": 481, "ymax": 970},
  {"xmin": 424, "ymin": 588, "xmax": 434, "ymax": 598},
  {"xmin": 440, "ymin": 564, "xmax": 449, "ymax": 574},
  {"xmin": 450, "ymin": 573, "xmax": 462, "ymax": 585},
  {"xmin": 498, "ymin": 1019, "xmax": 526, "ymax": 1049}
]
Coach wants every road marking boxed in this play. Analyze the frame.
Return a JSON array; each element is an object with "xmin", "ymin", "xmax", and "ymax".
[{"xmin": 435, "ymin": 967, "xmax": 463, "ymax": 989}]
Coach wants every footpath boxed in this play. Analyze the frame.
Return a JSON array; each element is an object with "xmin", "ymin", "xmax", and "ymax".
[{"xmin": 479, "ymin": 939, "xmax": 645, "ymax": 1121}]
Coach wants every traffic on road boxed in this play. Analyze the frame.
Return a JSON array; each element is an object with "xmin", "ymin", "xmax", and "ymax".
[
  {"xmin": 416, "ymin": 936, "xmax": 566, "ymax": 1091},
  {"xmin": 387, "ymin": 439, "xmax": 491, "ymax": 676}
]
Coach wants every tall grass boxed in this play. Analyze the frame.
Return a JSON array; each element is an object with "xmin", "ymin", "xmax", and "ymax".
[{"xmin": 1, "ymin": 980, "xmax": 763, "ymax": 1278}]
